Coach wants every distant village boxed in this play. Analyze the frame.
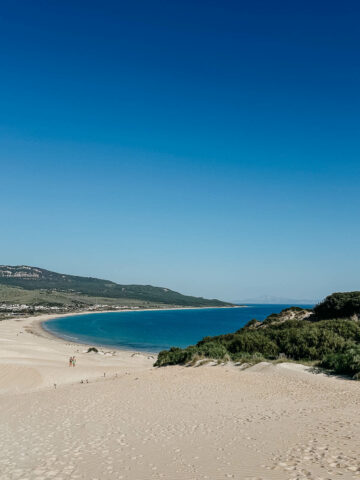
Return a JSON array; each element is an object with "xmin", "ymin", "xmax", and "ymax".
[{"xmin": 0, "ymin": 303, "xmax": 141, "ymax": 319}]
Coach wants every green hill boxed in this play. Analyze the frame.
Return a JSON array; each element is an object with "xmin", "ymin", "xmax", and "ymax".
[{"xmin": 0, "ymin": 265, "xmax": 232, "ymax": 308}]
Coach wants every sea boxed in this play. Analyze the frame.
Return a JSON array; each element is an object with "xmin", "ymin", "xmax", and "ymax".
[{"xmin": 43, "ymin": 304, "xmax": 314, "ymax": 353}]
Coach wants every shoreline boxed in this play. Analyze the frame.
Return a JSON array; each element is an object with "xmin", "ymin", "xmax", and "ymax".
[
  {"xmin": 0, "ymin": 312, "xmax": 157, "ymax": 395},
  {"xmin": 2, "ymin": 304, "xmax": 241, "ymax": 356},
  {"xmin": 0, "ymin": 304, "xmax": 244, "ymax": 394},
  {"xmin": 37, "ymin": 304, "xmax": 243, "ymax": 353}
]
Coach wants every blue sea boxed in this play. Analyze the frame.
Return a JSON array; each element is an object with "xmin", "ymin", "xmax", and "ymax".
[{"xmin": 43, "ymin": 305, "xmax": 313, "ymax": 353}]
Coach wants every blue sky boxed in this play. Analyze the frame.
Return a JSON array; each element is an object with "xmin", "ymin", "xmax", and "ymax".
[{"xmin": 0, "ymin": 1, "xmax": 359, "ymax": 301}]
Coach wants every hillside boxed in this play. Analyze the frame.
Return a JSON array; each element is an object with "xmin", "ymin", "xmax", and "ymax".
[
  {"xmin": 0, "ymin": 265, "xmax": 231, "ymax": 309},
  {"xmin": 0, "ymin": 284, "xmax": 162, "ymax": 310},
  {"xmin": 155, "ymin": 292, "xmax": 360, "ymax": 379}
]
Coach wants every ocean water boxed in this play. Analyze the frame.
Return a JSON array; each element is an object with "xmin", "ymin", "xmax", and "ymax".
[{"xmin": 43, "ymin": 305, "xmax": 313, "ymax": 353}]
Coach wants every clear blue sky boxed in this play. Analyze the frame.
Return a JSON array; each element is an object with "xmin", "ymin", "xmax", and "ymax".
[{"xmin": 0, "ymin": 1, "xmax": 359, "ymax": 302}]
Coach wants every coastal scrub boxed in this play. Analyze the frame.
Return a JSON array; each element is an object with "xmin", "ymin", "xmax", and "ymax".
[{"xmin": 155, "ymin": 292, "xmax": 360, "ymax": 379}]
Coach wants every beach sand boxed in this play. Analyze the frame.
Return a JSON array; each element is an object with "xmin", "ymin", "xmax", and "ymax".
[{"xmin": 0, "ymin": 314, "xmax": 359, "ymax": 480}]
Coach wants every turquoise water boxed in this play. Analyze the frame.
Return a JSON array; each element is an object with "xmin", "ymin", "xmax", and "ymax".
[{"xmin": 43, "ymin": 305, "xmax": 313, "ymax": 352}]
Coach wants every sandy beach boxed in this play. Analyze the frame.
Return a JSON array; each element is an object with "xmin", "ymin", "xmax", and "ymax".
[{"xmin": 0, "ymin": 314, "xmax": 359, "ymax": 480}]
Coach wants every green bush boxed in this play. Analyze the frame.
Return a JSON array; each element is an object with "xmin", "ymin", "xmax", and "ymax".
[
  {"xmin": 154, "ymin": 346, "xmax": 197, "ymax": 367},
  {"xmin": 316, "ymin": 319, "xmax": 360, "ymax": 341},
  {"xmin": 197, "ymin": 341, "xmax": 228, "ymax": 360},
  {"xmin": 320, "ymin": 344, "xmax": 360, "ymax": 378},
  {"xmin": 314, "ymin": 292, "xmax": 360, "ymax": 319},
  {"xmin": 268, "ymin": 324, "xmax": 347, "ymax": 360},
  {"xmin": 227, "ymin": 331, "xmax": 279, "ymax": 357},
  {"xmin": 154, "ymin": 342, "xmax": 229, "ymax": 367}
]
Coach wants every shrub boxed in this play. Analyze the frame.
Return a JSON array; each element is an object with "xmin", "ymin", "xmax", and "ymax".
[
  {"xmin": 154, "ymin": 342, "xmax": 230, "ymax": 367},
  {"xmin": 197, "ymin": 341, "xmax": 228, "ymax": 360},
  {"xmin": 317, "ymin": 319, "xmax": 360, "ymax": 342},
  {"xmin": 314, "ymin": 292, "xmax": 360, "ymax": 319},
  {"xmin": 227, "ymin": 331, "xmax": 279, "ymax": 357},
  {"xmin": 154, "ymin": 346, "xmax": 197, "ymax": 367},
  {"xmin": 268, "ymin": 325, "xmax": 347, "ymax": 360},
  {"xmin": 87, "ymin": 347, "xmax": 98, "ymax": 353},
  {"xmin": 320, "ymin": 344, "xmax": 360, "ymax": 378}
]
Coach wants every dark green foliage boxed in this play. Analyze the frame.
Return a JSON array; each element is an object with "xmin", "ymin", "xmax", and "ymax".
[
  {"xmin": 0, "ymin": 266, "xmax": 231, "ymax": 307},
  {"xmin": 155, "ymin": 346, "xmax": 198, "ymax": 366},
  {"xmin": 321, "ymin": 344, "xmax": 360, "ymax": 378},
  {"xmin": 226, "ymin": 331, "xmax": 279, "ymax": 357},
  {"xmin": 315, "ymin": 319, "xmax": 360, "ymax": 341},
  {"xmin": 266, "ymin": 323, "xmax": 347, "ymax": 360},
  {"xmin": 314, "ymin": 292, "xmax": 360, "ymax": 319},
  {"xmin": 154, "ymin": 342, "xmax": 229, "ymax": 367},
  {"xmin": 87, "ymin": 347, "xmax": 99, "ymax": 353},
  {"xmin": 197, "ymin": 341, "xmax": 229, "ymax": 359}
]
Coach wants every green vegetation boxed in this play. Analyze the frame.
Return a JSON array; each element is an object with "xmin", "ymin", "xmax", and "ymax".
[
  {"xmin": 155, "ymin": 292, "xmax": 360, "ymax": 379},
  {"xmin": 314, "ymin": 291, "xmax": 360, "ymax": 319},
  {"xmin": 0, "ymin": 266, "xmax": 232, "ymax": 307},
  {"xmin": 321, "ymin": 345, "xmax": 360, "ymax": 379},
  {"xmin": 0, "ymin": 284, "xmax": 163, "ymax": 309}
]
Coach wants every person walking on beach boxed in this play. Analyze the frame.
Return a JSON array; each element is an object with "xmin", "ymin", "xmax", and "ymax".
[
  {"xmin": 69, "ymin": 356, "xmax": 73, "ymax": 367},
  {"xmin": 72, "ymin": 356, "xmax": 76, "ymax": 367}
]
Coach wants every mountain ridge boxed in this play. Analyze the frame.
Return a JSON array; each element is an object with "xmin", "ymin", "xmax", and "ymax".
[
  {"xmin": 0, "ymin": 265, "xmax": 232, "ymax": 308},
  {"xmin": 234, "ymin": 294, "xmax": 318, "ymax": 305}
]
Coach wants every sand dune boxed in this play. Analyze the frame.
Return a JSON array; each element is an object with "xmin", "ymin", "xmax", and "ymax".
[{"xmin": 0, "ymin": 314, "xmax": 359, "ymax": 480}]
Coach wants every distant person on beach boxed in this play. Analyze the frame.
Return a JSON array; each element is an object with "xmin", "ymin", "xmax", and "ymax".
[
  {"xmin": 72, "ymin": 356, "xmax": 76, "ymax": 367},
  {"xmin": 69, "ymin": 356, "xmax": 73, "ymax": 367}
]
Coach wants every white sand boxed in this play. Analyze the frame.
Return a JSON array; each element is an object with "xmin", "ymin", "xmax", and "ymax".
[{"xmin": 0, "ymin": 314, "xmax": 359, "ymax": 480}]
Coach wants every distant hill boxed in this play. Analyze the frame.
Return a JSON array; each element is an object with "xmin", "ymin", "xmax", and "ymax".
[
  {"xmin": 234, "ymin": 295, "xmax": 317, "ymax": 305},
  {"xmin": 0, "ymin": 265, "xmax": 231, "ymax": 308}
]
